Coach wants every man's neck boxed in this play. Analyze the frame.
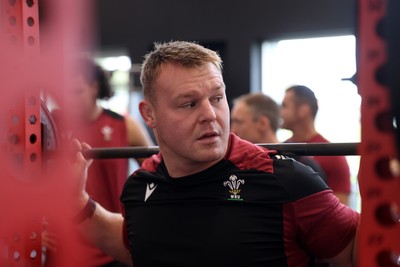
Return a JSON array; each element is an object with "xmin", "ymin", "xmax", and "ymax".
[
  {"xmin": 164, "ymin": 159, "xmax": 220, "ymax": 178},
  {"xmin": 290, "ymin": 123, "xmax": 318, "ymax": 142},
  {"xmin": 258, "ymin": 132, "xmax": 279, "ymax": 144},
  {"xmin": 84, "ymin": 105, "xmax": 103, "ymax": 123}
]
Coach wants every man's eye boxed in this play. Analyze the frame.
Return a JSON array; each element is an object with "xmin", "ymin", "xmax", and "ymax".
[
  {"xmin": 182, "ymin": 102, "xmax": 196, "ymax": 109},
  {"xmin": 212, "ymin": 96, "xmax": 223, "ymax": 103}
]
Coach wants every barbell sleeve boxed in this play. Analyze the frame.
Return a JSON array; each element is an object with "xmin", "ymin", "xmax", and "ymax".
[{"xmin": 82, "ymin": 142, "xmax": 360, "ymax": 159}]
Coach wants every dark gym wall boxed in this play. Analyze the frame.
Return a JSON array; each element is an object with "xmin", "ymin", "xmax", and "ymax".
[{"xmin": 95, "ymin": 0, "xmax": 355, "ymax": 103}]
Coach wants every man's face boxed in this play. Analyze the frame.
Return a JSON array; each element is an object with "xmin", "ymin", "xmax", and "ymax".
[
  {"xmin": 280, "ymin": 91, "xmax": 299, "ymax": 130},
  {"xmin": 231, "ymin": 101, "xmax": 261, "ymax": 143},
  {"xmin": 67, "ymin": 74, "xmax": 97, "ymax": 120},
  {"xmin": 140, "ymin": 62, "xmax": 230, "ymax": 175}
]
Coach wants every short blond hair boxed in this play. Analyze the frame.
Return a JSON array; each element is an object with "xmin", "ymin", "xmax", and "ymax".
[{"xmin": 140, "ymin": 41, "xmax": 223, "ymax": 103}]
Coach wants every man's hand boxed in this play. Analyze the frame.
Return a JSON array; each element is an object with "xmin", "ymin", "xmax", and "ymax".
[{"xmin": 70, "ymin": 139, "xmax": 93, "ymax": 206}]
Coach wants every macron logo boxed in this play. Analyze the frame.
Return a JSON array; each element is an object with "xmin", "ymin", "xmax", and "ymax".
[{"xmin": 144, "ymin": 183, "xmax": 157, "ymax": 202}]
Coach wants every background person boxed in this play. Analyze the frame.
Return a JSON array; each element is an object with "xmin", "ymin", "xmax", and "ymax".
[
  {"xmin": 280, "ymin": 84, "xmax": 352, "ymax": 206},
  {"xmin": 55, "ymin": 56, "xmax": 153, "ymax": 267},
  {"xmin": 231, "ymin": 93, "xmax": 280, "ymax": 143},
  {"xmin": 231, "ymin": 92, "xmax": 328, "ymax": 183}
]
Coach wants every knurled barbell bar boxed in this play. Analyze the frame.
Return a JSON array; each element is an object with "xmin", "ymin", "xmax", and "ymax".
[{"xmin": 82, "ymin": 142, "xmax": 360, "ymax": 159}]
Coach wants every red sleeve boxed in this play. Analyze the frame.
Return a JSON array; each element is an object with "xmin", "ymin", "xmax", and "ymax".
[{"xmin": 285, "ymin": 190, "xmax": 359, "ymax": 259}]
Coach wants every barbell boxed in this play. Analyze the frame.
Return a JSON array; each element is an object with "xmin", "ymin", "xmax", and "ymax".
[
  {"xmin": 37, "ymin": 101, "xmax": 360, "ymax": 160},
  {"xmin": 82, "ymin": 142, "xmax": 360, "ymax": 159}
]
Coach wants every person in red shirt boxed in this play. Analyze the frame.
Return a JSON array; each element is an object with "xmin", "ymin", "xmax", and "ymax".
[
  {"xmin": 47, "ymin": 56, "xmax": 153, "ymax": 267},
  {"xmin": 230, "ymin": 92, "xmax": 328, "ymax": 184},
  {"xmin": 280, "ymin": 85, "xmax": 351, "ymax": 206}
]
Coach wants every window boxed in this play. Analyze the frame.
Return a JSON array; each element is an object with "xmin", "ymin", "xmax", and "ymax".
[{"xmin": 261, "ymin": 35, "xmax": 361, "ymax": 211}]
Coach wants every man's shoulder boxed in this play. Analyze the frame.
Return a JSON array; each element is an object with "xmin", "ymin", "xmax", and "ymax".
[
  {"xmin": 227, "ymin": 134, "xmax": 274, "ymax": 173},
  {"xmin": 272, "ymin": 156, "xmax": 330, "ymax": 199},
  {"xmin": 102, "ymin": 108, "xmax": 125, "ymax": 121},
  {"xmin": 140, "ymin": 153, "xmax": 163, "ymax": 173},
  {"xmin": 284, "ymin": 133, "xmax": 329, "ymax": 143},
  {"xmin": 310, "ymin": 133, "xmax": 329, "ymax": 143}
]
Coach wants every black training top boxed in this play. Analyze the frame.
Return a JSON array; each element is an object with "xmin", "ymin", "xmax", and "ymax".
[{"xmin": 120, "ymin": 133, "xmax": 359, "ymax": 267}]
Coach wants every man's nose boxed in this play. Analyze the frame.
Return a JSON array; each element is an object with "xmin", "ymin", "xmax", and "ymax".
[{"xmin": 199, "ymin": 101, "xmax": 217, "ymax": 123}]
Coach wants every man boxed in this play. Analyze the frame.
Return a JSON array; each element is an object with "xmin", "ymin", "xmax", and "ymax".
[
  {"xmin": 74, "ymin": 41, "xmax": 359, "ymax": 266},
  {"xmin": 231, "ymin": 93, "xmax": 280, "ymax": 144},
  {"xmin": 231, "ymin": 92, "xmax": 328, "ymax": 183},
  {"xmin": 280, "ymin": 85, "xmax": 352, "ymax": 205}
]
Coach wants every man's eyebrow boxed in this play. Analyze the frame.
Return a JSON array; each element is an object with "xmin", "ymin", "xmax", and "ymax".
[
  {"xmin": 213, "ymin": 83, "xmax": 226, "ymax": 91},
  {"xmin": 175, "ymin": 90, "xmax": 199, "ymax": 99}
]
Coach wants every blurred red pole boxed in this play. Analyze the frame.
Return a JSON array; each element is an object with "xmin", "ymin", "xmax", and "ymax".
[
  {"xmin": 0, "ymin": 0, "xmax": 96, "ymax": 266},
  {"xmin": 357, "ymin": 0, "xmax": 400, "ymax": 266}
]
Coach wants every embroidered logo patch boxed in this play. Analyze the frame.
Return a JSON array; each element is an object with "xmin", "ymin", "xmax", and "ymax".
[
  {"xmin": 101, "ymin": 125, "xmax": 113, "ymax": 141},
  {"xmin": 223, "ymin": 175, "xmax": 245, "ymax": 201}
]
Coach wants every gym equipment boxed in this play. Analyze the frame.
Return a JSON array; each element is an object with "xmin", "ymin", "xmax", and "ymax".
[
  {"xmin": 1, "ymin": 1, "xmax": 93, "ymax": 266},
  {"xmin": 82, "ymin": 142, "xmax": 360, "ymax": 159},
  {"xmin": 358, "ymin": 0, "xmax": 400, "ymax": 266}
]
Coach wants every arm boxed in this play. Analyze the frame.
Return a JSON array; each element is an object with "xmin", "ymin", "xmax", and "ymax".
[
  {"xmin": 78, "ymin": 194, "xmax": 133, "ymax": 266},
  {"xmin": 326, "ymin": 235, "xmax": 357, "ymax": 267},
  {"xmin": 335, "ymin": 192, "xmax": 350, "ymax": 206},
  {"xmin": 73, "ymin": 140, "xmax": 133, "ymax": 266},
  {"xmin": 125, "ymin": 115, "xmax": 154, "ymax": 165},
  {"xmin": 290, "ymin": 190, "xmax": 359, "ymax": 267}
]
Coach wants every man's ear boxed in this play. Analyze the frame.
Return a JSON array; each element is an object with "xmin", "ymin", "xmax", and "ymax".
[
  {"xmin": 257, "ymin": 115, "xmax": 270, "ymax": 131},
  {"xmin": 139, "ymin": 100, "xmax": 156, "ymax": 128},
  {"xmin": 91, "ymin": 81, "xmax": 100, "ymax": 98},
  {"xmin": 298, "ymin": 104, "xmax": 310, "ymax": 119}
]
